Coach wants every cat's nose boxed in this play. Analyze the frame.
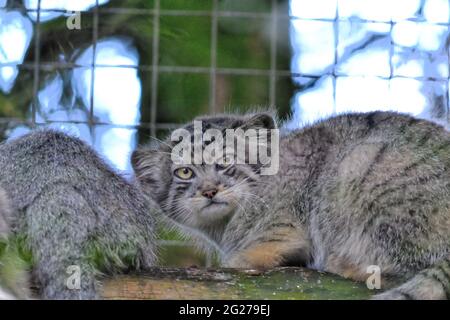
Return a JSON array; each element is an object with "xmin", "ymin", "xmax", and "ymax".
[{"xmin": 202, "ymin": 188, "xmax": 218, "ymax": 199}]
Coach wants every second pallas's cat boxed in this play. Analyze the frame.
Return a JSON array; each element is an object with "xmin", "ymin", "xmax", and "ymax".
[{"xmin": 133, "ymin": 111, "xmax": 450, "ymax": 299}]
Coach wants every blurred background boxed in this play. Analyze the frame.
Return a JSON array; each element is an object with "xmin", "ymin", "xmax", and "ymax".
[{"xmin": 0, "ymin": 0, "xmax": 449, "ymax": 266}]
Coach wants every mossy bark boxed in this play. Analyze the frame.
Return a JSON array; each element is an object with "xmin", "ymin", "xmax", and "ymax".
[{"xmin": 101, "ymin": 267, "xmax": 388, "ymax": 300}]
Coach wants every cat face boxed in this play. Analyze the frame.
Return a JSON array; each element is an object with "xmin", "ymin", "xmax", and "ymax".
[
  {"xmin": 132, "ymin": 112, "xmax": 276, "ymax": 232},
  {"xmin": 165, "ymin": 160, "xmax": 257, "ymax": 228}
]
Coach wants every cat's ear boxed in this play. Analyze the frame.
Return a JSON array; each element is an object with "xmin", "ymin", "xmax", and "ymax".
[
  {"xmin": 241, "ymin": 113, "xmax": 277, "ymax": 130},
  {"xmin": 131, "ymin": 146, "xmax": 169, "ymax": 198}
]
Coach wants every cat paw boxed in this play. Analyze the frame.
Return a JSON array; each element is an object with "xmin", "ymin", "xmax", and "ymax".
[
  {"xmin": 226, "ymin": 241, "xmax": 308, "ymax": 270},
  {"xmin": 226, "ymin": 243, "xmax": 286, "ymax": 270}
]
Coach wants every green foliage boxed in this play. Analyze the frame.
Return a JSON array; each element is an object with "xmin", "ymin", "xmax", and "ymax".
[
  {"xmin": 161, "ymin": 0, "xmax": 212, "ymax": 11},
  {"xmin": 0, "ymin": 234, "xmax": 31, "ymax": 297},
  {"xmin": 217, "ymin": 18, "xmax": 271, "ymax": 70},
  {"xmin": 85, "ymin": 239, "xmax": 142, "ymax": 272},
  {"xmin": 160, "ymin": 16, "xmax": 211, "ymax": 67},
  {"xmin": 157, "ymin": 73, "xmax": 210, "ymax": 123},
  {"xmin": 219, "ymin": 0, "xmax": 272, "ymax": 12}
]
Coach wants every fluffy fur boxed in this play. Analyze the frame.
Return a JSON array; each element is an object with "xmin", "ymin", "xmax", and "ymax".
[
  {"xmin": 0, "ymin": 130, "xmax": 157, "ymax": 299},
  {"xmin": 133, "ymin": 111, "xmax": 450, "ymax": 300},
  {"xmin": 0, "ymin": 188, "xmax": 11, "ymax": 237}
]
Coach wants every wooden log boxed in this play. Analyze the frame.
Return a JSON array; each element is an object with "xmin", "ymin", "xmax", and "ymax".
[{"xmin": 101, "ymin": 267, "xmax": 382, "ymax": 300}]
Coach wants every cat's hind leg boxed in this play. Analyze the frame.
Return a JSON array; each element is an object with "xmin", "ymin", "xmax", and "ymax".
[{"xmin": 26, "ymin": 184, "xmax": 99, "ymax": 299}]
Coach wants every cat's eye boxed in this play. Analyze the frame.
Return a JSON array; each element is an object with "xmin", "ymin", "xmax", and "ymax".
[{"xmin": 174, "ymin": 167, "xmax": 194, "ymax": 180}]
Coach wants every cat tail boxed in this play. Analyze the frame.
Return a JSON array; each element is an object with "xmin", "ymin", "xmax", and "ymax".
[{"xmin": 372, "ymin": 257, "xmax": 450, "ymax": 300}]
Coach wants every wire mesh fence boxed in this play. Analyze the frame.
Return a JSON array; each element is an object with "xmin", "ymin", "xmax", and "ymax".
[
  {"xmin": 1, "ymin": 1, "xmax": 448, "ymax": 131},
  {"xmin": 0, "ymin": 0, "xmax": 293, "ymax": 131}
]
